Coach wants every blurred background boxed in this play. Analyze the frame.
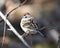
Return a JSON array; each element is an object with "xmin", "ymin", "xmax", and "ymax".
[{"xmin": 0, "ymin": 0, "xmax": 60, "ymax": 48}]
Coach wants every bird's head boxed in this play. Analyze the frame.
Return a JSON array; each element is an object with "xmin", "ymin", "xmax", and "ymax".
[{"xmin": 22, "ymin": 13, "xmax": 33, "ymax": 20}]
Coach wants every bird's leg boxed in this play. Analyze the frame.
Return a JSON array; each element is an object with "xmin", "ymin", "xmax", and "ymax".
[
  {"xmin": 22, "ymin": 33, "xmax": 28, "ymax": 37},
  {"xmin": 29, "ymin": 32, "xmax": 32, "ymax": 47},
  {"xmin": 22, "ymin": 30, "xmax": 30, "ymax": 37}
]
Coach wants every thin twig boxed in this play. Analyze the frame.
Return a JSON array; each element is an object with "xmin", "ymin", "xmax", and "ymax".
[{"xmin": 1, "ymin": 21, "xmax": 6, "ymax": 48}]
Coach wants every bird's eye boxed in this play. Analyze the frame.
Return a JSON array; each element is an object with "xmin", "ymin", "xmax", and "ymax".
[{"xmin": 25, "ymin": 16, "xmax": 27, "ymax": 18}]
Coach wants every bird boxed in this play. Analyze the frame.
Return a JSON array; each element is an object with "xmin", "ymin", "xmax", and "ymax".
[{"xmin": 20, "ymin": 13, "xmax": 45, "ymax": 37}]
